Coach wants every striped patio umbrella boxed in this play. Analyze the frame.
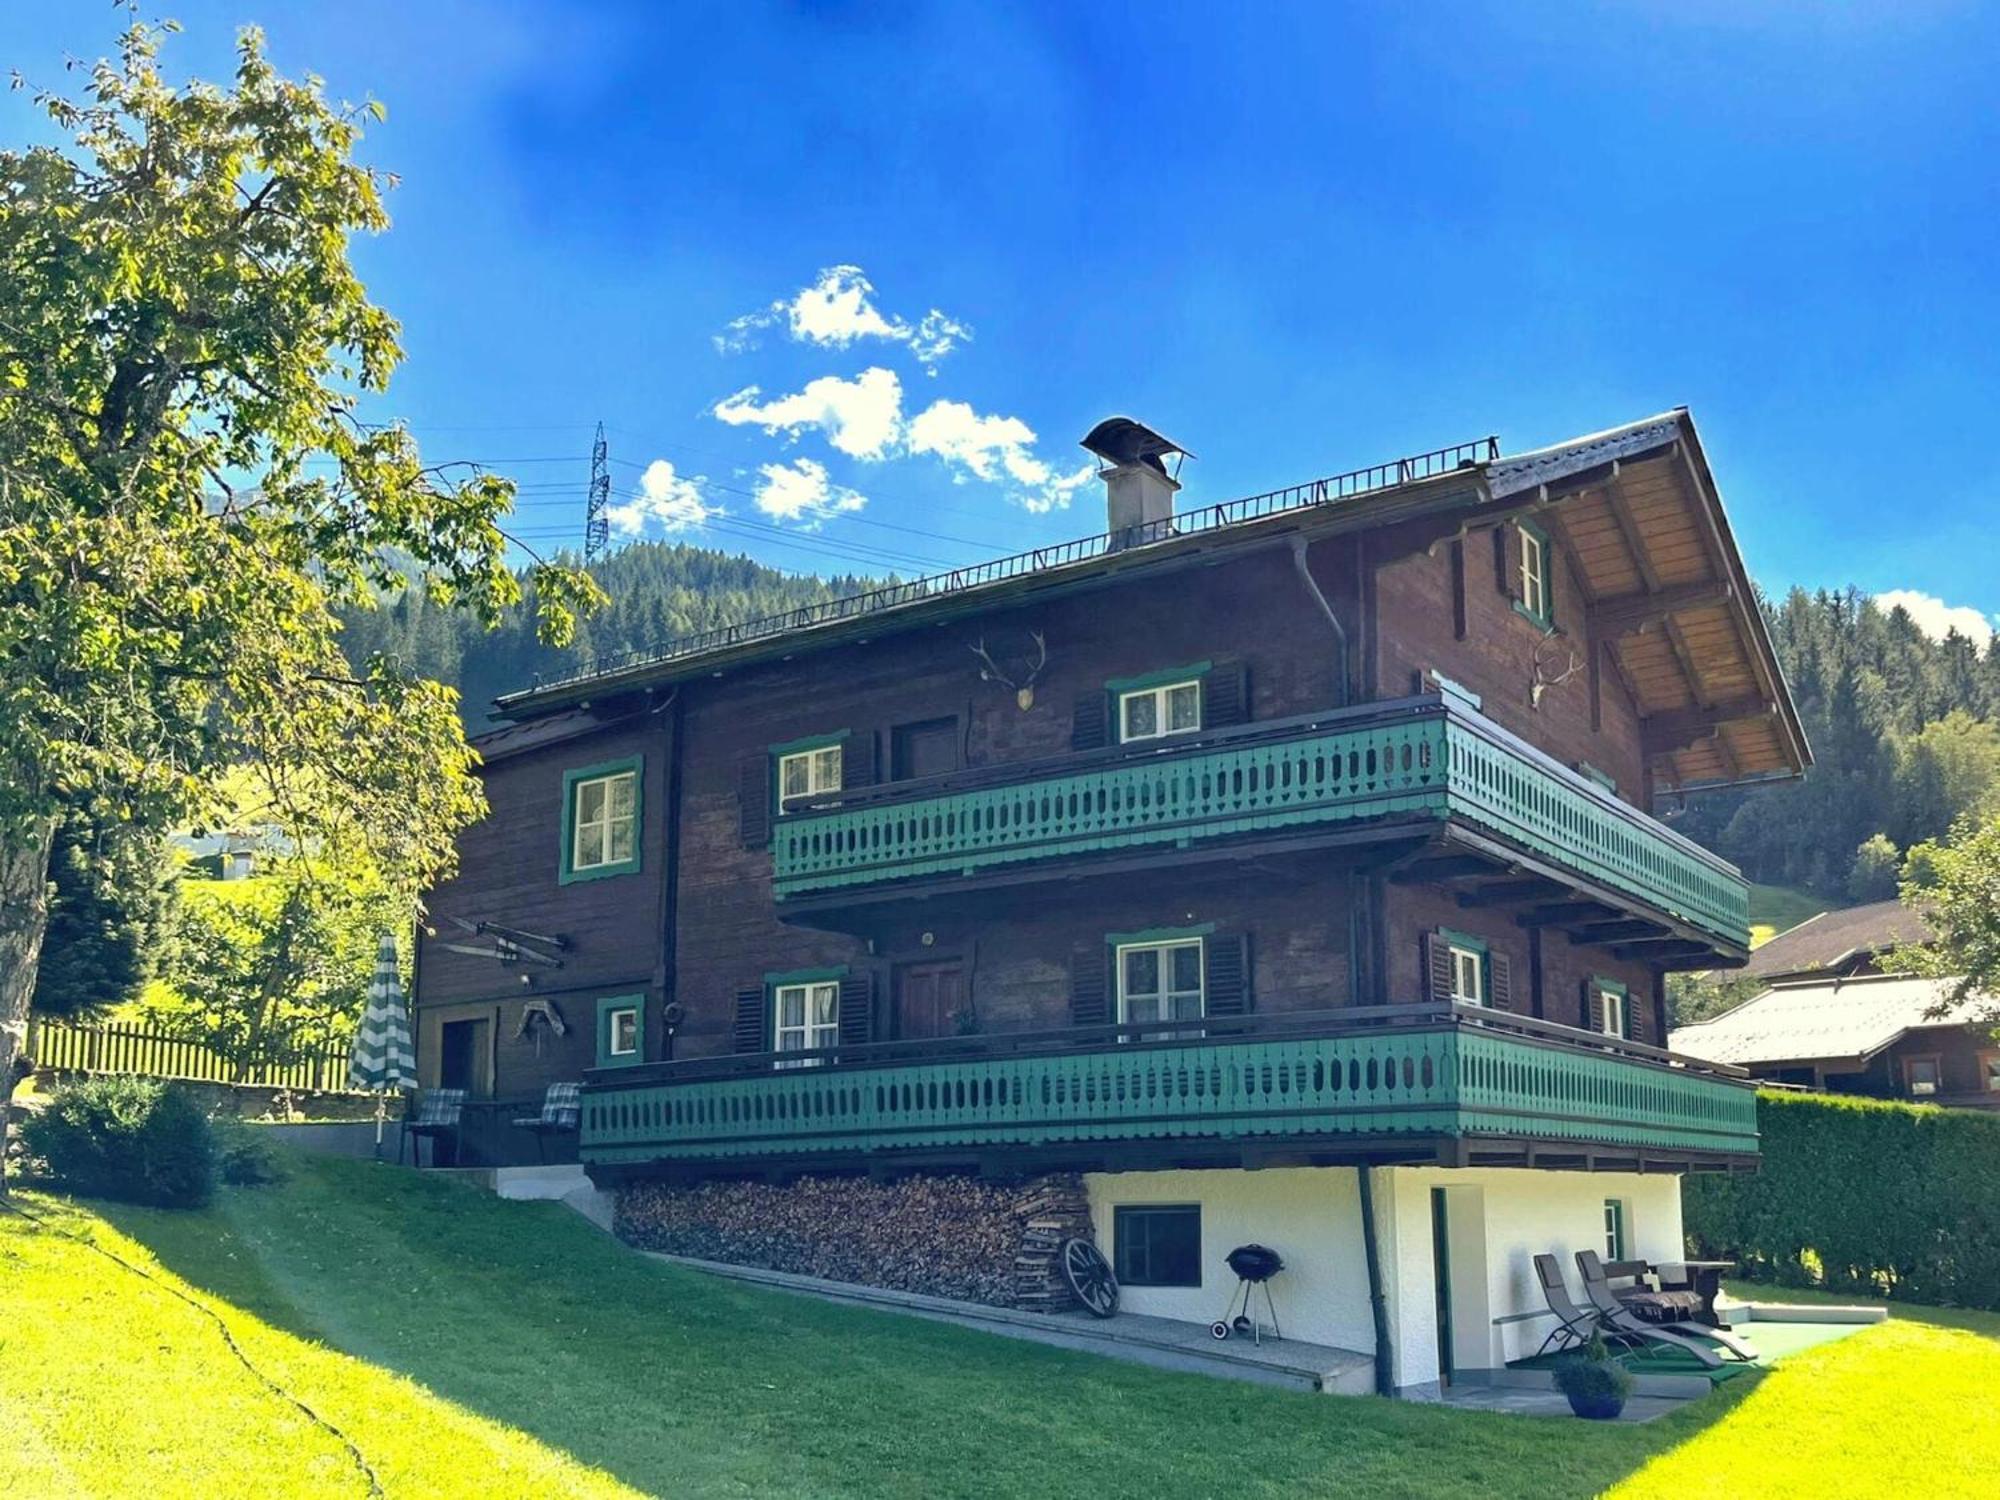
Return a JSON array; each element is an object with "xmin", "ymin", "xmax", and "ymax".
[{"xmin": 349, "ymin": 931, "xmax": 417, "ymax": 1157}]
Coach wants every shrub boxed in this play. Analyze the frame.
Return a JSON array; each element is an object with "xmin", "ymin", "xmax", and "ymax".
[
  {"xmin": 1685, "ymin": 1089, "xmax": 2000, "ymax": 1309},
  {"xmin": 1553, "ymin": 1333, "xmax": 1635, "ymax": 1402},
  {"xmin": 19, "ymin": 1077, "xmax": 217, "ymax": 1208},
  {"xmin": 210, "ymin": 1117, "xmax": 285, "ymax": 1186}
]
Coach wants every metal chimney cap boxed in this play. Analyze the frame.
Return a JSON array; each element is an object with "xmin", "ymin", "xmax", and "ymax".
[{"xmin": 1081, "ymin": 416, "xmax": 1194, "ymax": 476}]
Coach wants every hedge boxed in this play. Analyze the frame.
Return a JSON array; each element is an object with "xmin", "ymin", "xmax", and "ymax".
[{"xmin": 1684, "ymin": 1089, "xmax": 2000, "ymax": 1309}]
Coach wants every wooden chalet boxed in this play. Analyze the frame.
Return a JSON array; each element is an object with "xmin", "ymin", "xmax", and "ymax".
[{"xmin": 414, "ymin": 408, "xmax": 1806, "ymax": 1395}]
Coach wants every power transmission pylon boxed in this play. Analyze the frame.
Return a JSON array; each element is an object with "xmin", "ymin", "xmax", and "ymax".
[{"xmin": 585, "ymin": 421, "xmax": 610, "ymax": 561}]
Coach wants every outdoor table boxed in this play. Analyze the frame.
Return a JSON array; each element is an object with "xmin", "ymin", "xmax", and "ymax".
[{"xmin": 1654, "ymin": 1259, "xmax": 1735, "ymax": 1326}]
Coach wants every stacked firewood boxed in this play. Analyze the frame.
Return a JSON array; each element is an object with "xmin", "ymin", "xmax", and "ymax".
[{"xmin": 616, "ymin": 1170, "xmax": 1096, "ymax": 1311}]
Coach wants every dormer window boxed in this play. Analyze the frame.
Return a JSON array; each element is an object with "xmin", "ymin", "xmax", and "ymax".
[
  {"xmin": 1120, "ymin": 679, "xmax": 1202, "ymax": 744},
  {"xmin": 1518, "ymin": 522, "xmax": 1551, "ymax": 624}
]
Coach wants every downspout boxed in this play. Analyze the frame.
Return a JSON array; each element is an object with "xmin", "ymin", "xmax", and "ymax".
[
  {"xmin": 1289, "ymin": 535, "xmax": 1349, "ymax": 708},
  {"xmin": 1357, "ymin": 1163, "xmax": 1394, "ymax": 1396},
  {"xmin": 652, "ymin": 689, "xmax": 684, "ymax": 1061}
]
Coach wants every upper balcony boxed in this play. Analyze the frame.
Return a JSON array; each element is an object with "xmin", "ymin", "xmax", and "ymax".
[
  {"xmin": 579, "ymin": 1003, "xmax": 1760, "ymax": 1181},
  {"xmin": 772, "ymin": 693, "xmax": 1750, "ymax": 953}
]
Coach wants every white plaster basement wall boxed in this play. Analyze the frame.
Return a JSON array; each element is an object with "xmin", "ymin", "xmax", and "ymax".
[
  {"xmin": 1084, "ymin": 1167, "xmax": 1376, "ymax": 1355},
  {"xmin": 1086, "ymin": 1163, "xmax": 1685, "ymax": 1397}
]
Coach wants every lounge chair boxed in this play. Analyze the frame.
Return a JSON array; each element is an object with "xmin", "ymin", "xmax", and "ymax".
[
  {"xmin": 510, "ymin": 1082, "xmax": 581, "ymax": 1162},
  {"xmin": 398, "ymin": 1088, "xmax": 466, "ymax": 1167},
  {"xmin": 1531, "ymin": 1253, "xmax": 1641, "ymax": 1358},
  {"xmin": 1576, "ymin": 1250, "xmax": 1755, "ymax": 1363}
]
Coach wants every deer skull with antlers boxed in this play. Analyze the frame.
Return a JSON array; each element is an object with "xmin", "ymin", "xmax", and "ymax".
[
  {"xmin": 970, "ymin": 630, "xmax": 1048, "ymax": 710},
  {"xmin": 1530, "ymin": 630, "xmax": 1584, "ymax": 709}
]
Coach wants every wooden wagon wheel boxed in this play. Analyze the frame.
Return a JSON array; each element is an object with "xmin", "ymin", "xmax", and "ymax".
[{"xmin": 1060, "ymin": 1237, "xmax": 1119, "ymax": 1318}]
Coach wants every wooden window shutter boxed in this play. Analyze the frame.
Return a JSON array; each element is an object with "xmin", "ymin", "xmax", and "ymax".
[
  {"xmin": 732, "ymin": 986, "xmax": 768, "ymax": 1053},
  {"xmin": 1205, "ymin": 933, "xmax": 1252, "ymax": 1016},
  {"xmin": 1583, "ymin": 979, "xmax": 1606, "ymax": 1034},
  {"xmin": 1488, "ymin": 950, "xmax": 1513, "ymax": 1012},
  {"xmin": 1201, "ymin": 662, "xmax": 1251, "ymax": 730},
  {"xmin": 1070, "ymin": 948, "xmax": 1111, "ymax": 1027},
  {"xmin": 1072, "ymin": 692, "xmax": 1109, "ymax": 752},
  {"xmin": 738, "ymin": 756, "xmax": 772, "ymax": 850},
  {"xmin": 1421, "ymin": 931, "xmax": 1454, "ymax": 1005},
  {"xmin": 1627, "ymin": 984, "xmax": 1649, "ymax": 1044},
  {"xmin": 1495, "ymin": 524, "xmax": 1523, "ymax": 601},
  {"xmin": 842, "ymin": 732, "xmax": 878, "ymax": 791},
  {"xmin": 837, "ymin": 971, "xmax": 875, "ymax": 1047}
]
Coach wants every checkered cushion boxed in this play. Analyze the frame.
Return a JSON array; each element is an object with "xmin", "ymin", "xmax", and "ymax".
[
  {"xmin": 514, "ymin": 1082, "xmax": 581, "ymax": 1131},
  {"xmin": 409, "ymin": 1088, "xmax": 466, "ymax": 1129}
]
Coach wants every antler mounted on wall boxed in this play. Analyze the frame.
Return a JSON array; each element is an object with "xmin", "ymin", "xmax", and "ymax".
[
  {"xmin": 1530, "ymin": 631, "xmax": 1584, "ymax": 710},
  {"xmin": 970, "ymin": 630, "xmax": 1049, "ymax": 710}
]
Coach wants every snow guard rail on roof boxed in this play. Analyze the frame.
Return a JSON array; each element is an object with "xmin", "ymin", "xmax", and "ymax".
[{"xmin": 524, "ymin": 435, "xmax": 1499, "ymax": 695}]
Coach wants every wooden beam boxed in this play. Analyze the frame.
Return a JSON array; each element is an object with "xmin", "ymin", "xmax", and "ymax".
[
  {"xmin": 1587, "ymin": 582, "xmax": 1735, "ymax": 638},
  {"xmin": 1604, "ymin": 482, "xmax": 1664, "ymax": 593},
  {"xmin": 1516, "ymin": 901, "xmax": 1613, "ymax": 928},
  {"xmin": 1612, "ymin": 938, "xmax": 1715, "ymax": 962},
  {"xmin": 1563, "ymin": 919, "xmax": 1662, "ymax": 943},
  {"xmin": 1389, "ymin": 855, "xmax": 1499, "ymax": 885},
  {"xmin": 1641, "ymin": 697, "xmax": 1773, "ymax": 756},
  {"xmin": 1457, "ymin": 878, "xmax": 1570, "ymax": 908}
]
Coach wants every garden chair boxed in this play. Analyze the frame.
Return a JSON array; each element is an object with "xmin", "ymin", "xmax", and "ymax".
[
  {"xmin": 1531, "ymin": 1253, "xmax": 1620, "ymax": 1358},
  {"xmin": 1575, "ymin": 1250, "xmax": 1751, "ymax": 1364},
  {"xmin": 510, "ymin": 1082, "xmax": 581, "ymax": 1162},
  {"xmin": 398, "ymin": 1088, "xmax": 466, "ymax": 1168}
]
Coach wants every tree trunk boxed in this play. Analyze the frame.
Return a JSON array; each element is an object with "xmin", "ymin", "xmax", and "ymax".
[{"xmin": 0, "ymin": 821, "xmax": 57, "ymax": 1196}]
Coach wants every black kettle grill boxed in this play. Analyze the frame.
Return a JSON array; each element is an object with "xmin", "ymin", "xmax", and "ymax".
[{"xmin": 1212, "ymin": 1243, "xmax": 1285, "ymax": 1343}]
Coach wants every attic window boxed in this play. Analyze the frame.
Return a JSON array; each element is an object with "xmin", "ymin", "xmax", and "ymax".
[{"xmin": 1518, "ymin": 522, "xmax": 1552, "ymax": 624}]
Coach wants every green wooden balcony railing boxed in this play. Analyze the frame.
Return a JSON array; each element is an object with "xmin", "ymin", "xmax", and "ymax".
[
  {"xmin": 772, "ymin": 693, "xmax": 1750, "ymax": 948},
  {"xmin": 580, "ymin": 1005, "xmax": 1760, "ymax": 1170}
]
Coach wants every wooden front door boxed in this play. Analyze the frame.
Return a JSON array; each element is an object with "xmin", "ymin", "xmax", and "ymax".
[
  {"xmin": 896, "ymin": 961, "xmax": 966, "ymax": 1040},
  {"xmin": 439, "ymin": 1018, "xmax": 491, "ymax": 1096}
]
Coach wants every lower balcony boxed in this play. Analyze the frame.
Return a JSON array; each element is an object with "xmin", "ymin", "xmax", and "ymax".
[
  {"xmin": 579, "ymin": 1004, "xmax": 1759, "ymax": 1181},
  {"xmin": 772, "ymin": 693, "xmax": 1751, "ymax": 953}
]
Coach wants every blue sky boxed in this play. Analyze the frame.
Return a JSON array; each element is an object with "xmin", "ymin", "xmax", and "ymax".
[{"xmin": 6, "ymin": 2, "xmax": 1998, "ymax": 640}]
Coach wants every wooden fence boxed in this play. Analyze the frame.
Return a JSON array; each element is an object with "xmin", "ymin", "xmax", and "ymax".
[{"xmin": 25, "ymin": 1015, "xmax": 359, "ymax": 1094}]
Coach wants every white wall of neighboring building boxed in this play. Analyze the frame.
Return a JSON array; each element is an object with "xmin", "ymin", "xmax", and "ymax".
[{"xmin": 1086, "ymin": 1162, "xmax": 1686, "ymax": 1398}]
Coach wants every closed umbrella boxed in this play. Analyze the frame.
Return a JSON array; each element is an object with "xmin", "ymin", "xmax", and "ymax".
[{"xmin": 349, "ymin": 931, "xmax": 417, "ymax": 1158}]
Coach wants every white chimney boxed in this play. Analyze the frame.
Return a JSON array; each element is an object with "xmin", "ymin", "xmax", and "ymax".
[{"xmin": 1081, "ymin": 417, "xmax": 1193, "ymax": 550}]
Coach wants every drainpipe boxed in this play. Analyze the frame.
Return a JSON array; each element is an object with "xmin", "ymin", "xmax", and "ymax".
[
  {"xmin": 1357, "ymin": 1163, "xmax": 1394, "ymax": 1396},
  {"xmin": 652, "ymin": 689, "xmax": 683, "ymax": 1061},
  {"xmin": 1289, "ymin": 536, "xmax": 1349, "ymax": 708}
]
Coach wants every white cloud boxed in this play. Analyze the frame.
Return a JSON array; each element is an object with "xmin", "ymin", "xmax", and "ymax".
[
  {"xmin": 715, "ymin": 265, "xmax": 971, "ymax": 374},
  {"xmin": 753, "ymin": 457, "xmax": 866, "ymax": 526},
  {"xmin": 905, "ymin": 399, "xmax": 1096, "ymax": 513},
  {"xmin": 1875, "ymin": 589, "xmax": 1995, "ymax": 647},
  {"xmin": 712, "ymin": 367, "xmax": 904, "ymax": 460},
  {"xmin": 605, "ymin": 458, "xmax": 715, "ymax": 535}
]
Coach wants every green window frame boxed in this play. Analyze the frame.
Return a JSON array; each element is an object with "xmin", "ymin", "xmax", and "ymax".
[
  {"xmin": 1105, "ymin": 662, "xmax": 1212, "ymax": 745},
  {"xmin": 770, "ymin": 730, "xmax": 849, "ymax": 813},
  {"xmin": 560, "ymin": 756, "xmax": 644, "ymax": 884},
  {"xmin": 1515, "ymin": 518, "xmax": 1554, "ymax": 628},
  {"xmin": 1593, "ymin": 975, "xmax": 1630, "ymax": 1038},
  {"xmin": 1603, "ymin": 1198, "xmax": 1627, "ymax": 1262},
  {"xmin": 595, "ymin": 994, "xmax": 645, "ymax": 1068}
]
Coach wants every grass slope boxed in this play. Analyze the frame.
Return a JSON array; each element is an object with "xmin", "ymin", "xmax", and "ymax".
[
  {"xmin": 1746, "ymin": 883, "xmax": 1833, "ymax": 948},
  {"xmin": 4, "ymin": 1154, "xmax": 1996, "ymax": 1498}
]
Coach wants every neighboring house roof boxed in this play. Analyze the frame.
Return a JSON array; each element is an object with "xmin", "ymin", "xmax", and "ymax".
[
  {"xmin": 1741, "ymin": 899, "xmax": 1933, "ymax": 981},
  {"xmin": 489, "ymin": 409, "xmax": 1810, "ymax": 788},
  {"xmin": 1670, "ymin": 973, "xmax": 1989, "ymax": 1070}
]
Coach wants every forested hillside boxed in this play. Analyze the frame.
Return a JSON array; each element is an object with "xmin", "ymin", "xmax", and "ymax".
[{"xmin": 345, "ymin": 546, "xmax": 2000, "ymax": 906}]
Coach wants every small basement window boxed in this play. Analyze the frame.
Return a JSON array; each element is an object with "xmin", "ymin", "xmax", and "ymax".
[
  {"xmin": 1604, "ymin": 1199, "xmax": 1628, "ymax": 1262},
  {"xmin": 1120, "ymin": 679, "xmax": 1202, "ymax": 743},
  {"xmin": 1113, "ymin": 1204, "xmax": 1202, "ymax": 1288},
  {"xmin": 777, "ymin": 744, "xmax": 843, "ymax": 808},
  {"xmin": 1904, "ymin": 1054, "xmax": 1942, "ymax": 1097}
]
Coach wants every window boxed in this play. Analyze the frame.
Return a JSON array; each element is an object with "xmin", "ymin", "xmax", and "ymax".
[
  {"xmin": 1448, "ymin": 943, "xmax": 1485, "ymax": 1006},
  {"xmin": 1905, "ymin": 1054, "xmax": 1942, "ymax": 1097},
  {"xmin": 1599, "ymin": 984, "xmax": 1629, "ymax": 1039},
  {"xmin": 595, "ymin": 994, "xmax": 645, "ymax": 1068},
  {"xmin": 1604, "ymin": 1199, "xmax": 1628, "ymax": 1262},
  {"xmin": 774, "ymin": 980, "xmax": 840, "ymax": 1067},
  {"xmin": 1981, "ymin": 1051, "xmax": 2000, "ymax": 1094},
  {"xmin": 1119, "ymin": 679, "xmax": 1202, "ymax": 743},
  {"xmin": 562, "ymin": 759, "xmax": 642, "ymax": 883},
  {"xmin": 1117, "ymin": 939, "xmax": 1205, "ymax": 1027},
  {"xmin": 777, "ymin": 744, "xmax": 843, "ymax": 808},
  {"xmin": 1518, "ymin": 522, "xmax": 1551, "ymax": 623},
  {"xmin": 1113, "ymin": 1204, "xmax": 1202, "ymax": 1288}
]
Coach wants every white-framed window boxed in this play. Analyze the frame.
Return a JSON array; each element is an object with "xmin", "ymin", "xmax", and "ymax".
[
  {"xmin": 570, "ymin": 769, "xmax": 638, "ymax": 872},
  {"xmin": 1448, "ymin": 943, "xmax": 1485, "ymax": 1006},
  {"xmin": 1519, "ymin": 523, "xmax": 1550, "ymax": 621},
  {"xmin": 1905, "ymin": 1055, "xmax": 1941, "ymax": 1097},
  {"xmin": 1600, "ymin": 986, "xmax": 1629, "ymax": 1039},
  {"xmin": 1119, "ymin": 680, "xmax": 1202, "ymax": 743},
  {"xmin": 778, "ymin": 744, "xmax": 843, "ymax": 809},
  {"xmin": 1117, "ymin": 938, "xmax": 1205, "ymax": 1027},
  {"xmin": 607, "ymin": 1006, "xmax": 639, "ymax": 1057},
  {"xmin": 774, "ymin": 980, "xmax": 840, "ymax": 1067},
  {"xmin": 1604, "ymin": 1198, "xmax": 1628, "ymax": 1262}
]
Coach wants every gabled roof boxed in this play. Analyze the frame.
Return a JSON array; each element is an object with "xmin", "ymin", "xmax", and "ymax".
[
  {"xmin": 491, "ymin": 410, "xmax": 1811, "ymax": 789},
  {"xmin": 1670, "ymin": 973, "xmax": 1989, "ymax": 1070},
  {"xmin": 1741, "ymin": 900, "xmax": 1932, "ymax": 982}
]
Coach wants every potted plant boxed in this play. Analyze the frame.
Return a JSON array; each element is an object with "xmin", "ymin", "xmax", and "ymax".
[{"xmin": 1553, "ymin": 1331, "xmax": 1635, "ymax": 1420}]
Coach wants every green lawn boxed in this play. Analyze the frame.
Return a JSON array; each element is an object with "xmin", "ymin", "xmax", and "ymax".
[
  {"xmin": 3, "ymin": 1155, "xmax": 1995, "ymax": 1498},
  {"xmin": 1746, "ymin": 883, "xmax": 1832, "ymax": 948}
]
